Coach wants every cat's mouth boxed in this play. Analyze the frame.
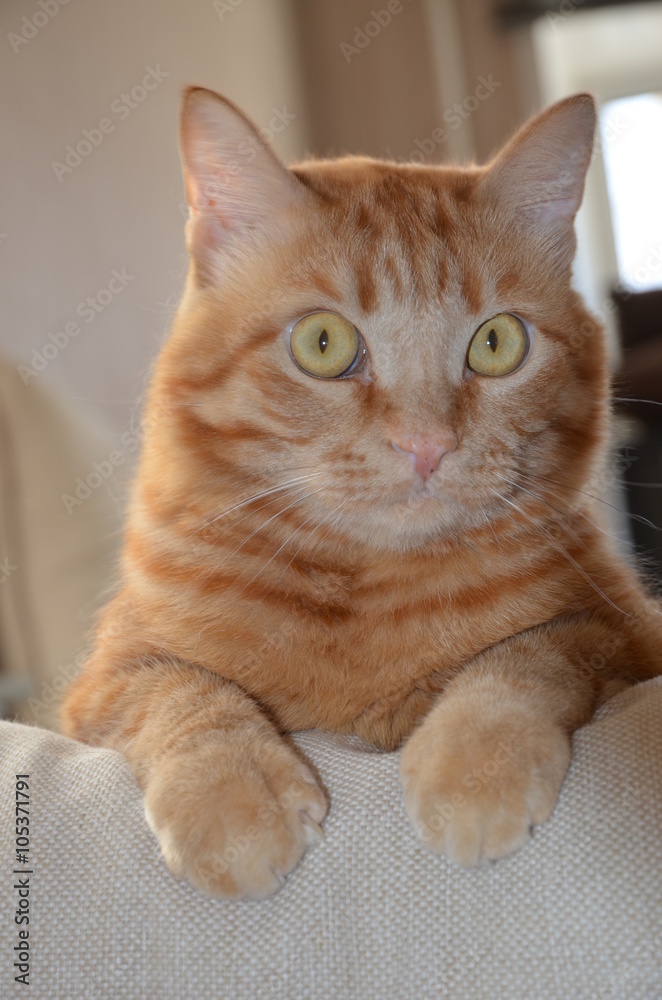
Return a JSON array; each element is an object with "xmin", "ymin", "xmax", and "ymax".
[
  {"xmin": 402, "ymin": 483, "xmax": 437, "ymax": 501},
  {"xmin": 388, "ymin": 482, "xmax": 445, "ymax": 510}
]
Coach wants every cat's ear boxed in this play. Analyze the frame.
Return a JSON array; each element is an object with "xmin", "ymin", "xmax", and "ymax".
[
  {"xmin": 180, "ymin": 87, "xmax": 306, "ymax": 284},
  {"xmin": 481, "ymin": 94, "xmax": 596, "ymax": 265}
]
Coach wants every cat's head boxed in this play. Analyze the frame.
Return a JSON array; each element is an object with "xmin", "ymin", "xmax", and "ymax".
[{"xmin": 152, "ymin": 88, "xmax": 607, "ymax": 553}]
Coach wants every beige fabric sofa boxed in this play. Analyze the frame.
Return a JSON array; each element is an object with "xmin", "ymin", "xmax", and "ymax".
[{"xmin": 2, "ymin": 679, "xmax": 662, "ymax": 999}]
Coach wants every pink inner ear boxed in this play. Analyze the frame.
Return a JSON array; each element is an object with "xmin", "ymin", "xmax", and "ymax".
[
  {"xmin": 186, "ymin": 211, "xmax": 228, "ymax": 260},
  {"xmin": 184, "ymin": 155, "xmax": 264, "ymax": 252},
  {"xmin": 186, "ymin": 157, "xmax": 237, "ymax": 219},
  {"xmin": 180, "ymin": 90, "xmax": 309, "ymax": 271},
  {"xmin": 482, "ymin": 96, "xmax": 595, "ymax": 235},
  {"xmin": 525, "ymin": 194, "xmax": 579, "ymax": 226}
]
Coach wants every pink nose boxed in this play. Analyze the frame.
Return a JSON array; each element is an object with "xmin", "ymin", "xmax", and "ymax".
[{"xmin": 390, "ymin": 431, "xmax": 457, "ymax": 482}]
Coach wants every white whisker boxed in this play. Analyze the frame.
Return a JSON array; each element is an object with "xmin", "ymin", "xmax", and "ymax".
[
  {"xmin": 527, "ymin": 472, "xmax": 660, "ymax": 533},
  {"xmin": 199, "ymin": 485, "xmax": 329, "ymax": 585},
  {"xmin": 492, "ymin": 488, "xmax": 631, "ymax": 617},
  {"xmin": 497, "ymin": 475, "xmax": 590, "ymax": 550},
  {"xmin": 276, "ymin": 499, "xmax": 351, "ymax": 584},
  {"xmin": 513, "ymin": 472, "xmax": 635, "ymax": 546},
  {"xmin": 241, "ymin": 498, "xmax": 348, "ymax": 592},
  {"xmin": 187, "ymin": 472, "xmax": 324, "ymax": 538}
]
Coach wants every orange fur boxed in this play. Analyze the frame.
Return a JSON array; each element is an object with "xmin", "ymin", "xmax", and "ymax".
[{"xmin": 62, "ymin": 88, "xmax": 662, "ymax": 897}]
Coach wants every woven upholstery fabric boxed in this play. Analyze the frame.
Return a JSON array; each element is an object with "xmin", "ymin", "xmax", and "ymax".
[{"xmin": 1, "ymin": 680, "xmax": 661, "ymax": 999}]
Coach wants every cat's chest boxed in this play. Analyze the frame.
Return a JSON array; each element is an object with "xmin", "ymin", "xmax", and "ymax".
[
  {"xmin": 224, "ymin": 566, "xmax": 544, "ymax": 746},
  {"xmin": 165, "ymin": 546, "xmax": 573, "ymax": 746}
]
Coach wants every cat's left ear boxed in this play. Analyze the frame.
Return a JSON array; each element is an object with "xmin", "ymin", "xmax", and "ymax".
[
  {"xmin": 480, "ymin": 94, "xmax": 596, "ymax": 266},
  {"xmin": 180, "ymin": 87, "xmax": 307, "ymax": 284}
]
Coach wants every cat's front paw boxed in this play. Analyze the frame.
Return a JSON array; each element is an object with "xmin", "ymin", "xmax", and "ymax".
[
  {"xmin": 144, "ymin": 738, "xmax": 327, "ymax": 898},
  {"xmin": 400, "ymin": 702, "xmax": 571, "ymax": 867}
]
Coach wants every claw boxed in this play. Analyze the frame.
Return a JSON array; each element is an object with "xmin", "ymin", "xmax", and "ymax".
[{"xmin": 299, "ymin": 811, "xmax": 325, "ymax": 845}]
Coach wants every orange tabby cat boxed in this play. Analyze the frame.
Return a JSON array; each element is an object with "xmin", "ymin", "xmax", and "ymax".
[{"xmin": 62, "ymin": 87, "xmax": 662, "ymax": 898}]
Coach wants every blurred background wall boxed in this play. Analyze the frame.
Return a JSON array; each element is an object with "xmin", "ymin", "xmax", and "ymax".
[
  {"xmin": 2, "ymin": 0, "xmax": 661, "ymax": 431},
  {"xmin": 1, "ymin": 0, "xmax": 661, "ymax": 725}
]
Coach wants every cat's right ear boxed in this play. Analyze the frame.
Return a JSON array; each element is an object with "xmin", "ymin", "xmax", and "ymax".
[{"xmin": 179, "ymin": 87, "xmax": 306, "ymax": 285}]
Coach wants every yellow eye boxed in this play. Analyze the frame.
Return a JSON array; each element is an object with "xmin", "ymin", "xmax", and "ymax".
[
  {"xmin": 467, "ymin": 314, "xmax": 528, "ymax": 376},
  {"xmin": 290, "ymin": 311, "xmax": 361, "ymax": 379}
]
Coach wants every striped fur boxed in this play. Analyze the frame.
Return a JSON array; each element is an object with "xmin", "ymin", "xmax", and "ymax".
[{"xmin": 62, "ymin": 90, "xmax": 662, "ymax": 897}]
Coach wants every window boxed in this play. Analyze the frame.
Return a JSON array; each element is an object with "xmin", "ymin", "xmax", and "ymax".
[{"xmin": 600, "ymin": 92, "xmax": 662, "ymax": 291}]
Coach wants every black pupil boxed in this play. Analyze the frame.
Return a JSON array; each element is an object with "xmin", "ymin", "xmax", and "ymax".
[
  {"xmin": 318, "ymin": 329, "xmax": 329, "ymax": 354},
  {"xmin": 487, "ymin": 328, "xmax": 498, "ymax": 353}
]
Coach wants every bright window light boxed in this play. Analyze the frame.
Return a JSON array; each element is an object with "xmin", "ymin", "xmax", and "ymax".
[{"xmin": 600, "ymin": 93, "xmax": 662, "ymax": 291}]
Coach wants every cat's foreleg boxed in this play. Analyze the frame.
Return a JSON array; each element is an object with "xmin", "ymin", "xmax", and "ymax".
[
  {"xmin": 400, "ymin": 614, "xmax": 645, "ymax": 867},
  {"xmin": 62, "ymin": 656, "xmax": 327, "ymax": 897}
]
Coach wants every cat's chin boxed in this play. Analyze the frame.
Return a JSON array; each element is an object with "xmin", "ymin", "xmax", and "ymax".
[
  {"xmin": 388, "ymin": 481, "xmax": 454, "ymax": 513},
  {"xmin": 397, "ymin": 484, "xmax": 439, "ymax": 504},
  {"xmin": 350, "ymin": 488, "xmax": 474, "ymax": 552}
]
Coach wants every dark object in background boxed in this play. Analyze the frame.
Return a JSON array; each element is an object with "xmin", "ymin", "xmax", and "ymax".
[
  {"xmin": 495, "ymin": 0, "xmax": 661, "ymax": 29},
  {"xmin": 613, "ymin": 286, "xmax": 662, "ymax": 589}
]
